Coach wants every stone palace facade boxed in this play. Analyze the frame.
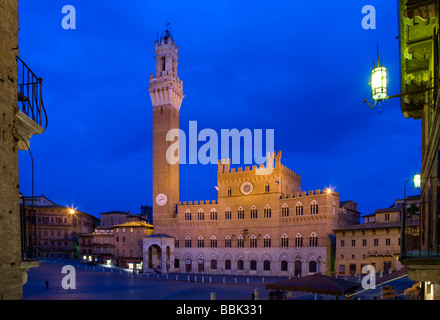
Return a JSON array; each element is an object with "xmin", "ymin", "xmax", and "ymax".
[{"xmin": 143, "ymin": 30, "xmax": 360, "ymax": 276}]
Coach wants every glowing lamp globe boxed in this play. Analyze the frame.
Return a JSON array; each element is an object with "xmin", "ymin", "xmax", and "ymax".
[
  {"xmin": 371, "ymin": 66, "xmax": 387, "ymax": 101},
  {"xmin": 413, "ymin": 174, "xmax": 421, "ymax": 189}
]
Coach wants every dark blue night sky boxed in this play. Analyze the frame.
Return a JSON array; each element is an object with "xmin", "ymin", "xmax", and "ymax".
[{"xmin": 18, "ymin": 1, "xmax": 421, "ymax": 218}]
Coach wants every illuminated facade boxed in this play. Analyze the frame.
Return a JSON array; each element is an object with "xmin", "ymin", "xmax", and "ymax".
[
  {"xmin": 143, "ymin": 30, "xmax": 360, "ymax": 276},
  {"xmin": 21, "ymin": 195, "xmax": 99, "ymax": 260},
  {"xmin": 398, "ymin": 0, "xmax": 440, "ymax": 300}
]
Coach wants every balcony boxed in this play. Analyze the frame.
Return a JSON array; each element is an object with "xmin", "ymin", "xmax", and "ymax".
[
  {"xmin": 15, "ymin": 56, "xmax": 47, "ymax": 150},
  {"xmin": 400, "ymin": 206, "xmax": 440, "ymax": 283}
]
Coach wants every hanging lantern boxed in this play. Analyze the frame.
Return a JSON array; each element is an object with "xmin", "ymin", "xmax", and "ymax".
[{"xmin": 371, "ymin": 65, "xmax": 387, "ymax": 101}]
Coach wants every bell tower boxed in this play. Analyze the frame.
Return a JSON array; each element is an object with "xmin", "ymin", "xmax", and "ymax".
[{"xmin": 148, "ymin": 29, "xmax": 183, "ymax": 228}]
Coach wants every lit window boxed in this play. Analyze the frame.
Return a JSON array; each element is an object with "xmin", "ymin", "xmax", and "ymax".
[
  {"xmin": 281, "ymin": 234, "xmax": 289, "ymax": 248},
  {"xmin": 250, "ymin": 206, "xmax": 257, "ymax": 219},
  {"xmin": 310, "ymin": 201, "xmax": 318, "ymax": 214},
  {"xmin": 282, "ymin": 204, "xmax": 289, "ymax": 217},
  {"xmin": 310, "ymin": 233, "xmax": 318, "ymax": 247},
  {"xmin": 263, "ymin": 235, "xmax": 271, "ymax": 248},
  {"xmin": 296, "ymin": 203, "xmax": 303, "ymax": 216},
  {"xmin": 264, "ymin": 205, "xmax": 271, "ymax": 218}
]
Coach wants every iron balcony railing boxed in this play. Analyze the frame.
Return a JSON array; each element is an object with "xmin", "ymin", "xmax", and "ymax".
[
  {"xmin": 401, "ymin": 181, "xmax": 440, "ymax": 259},
  {"xmin": 16, "ymin": 56, "xmax": 48, "ymax": 129}
]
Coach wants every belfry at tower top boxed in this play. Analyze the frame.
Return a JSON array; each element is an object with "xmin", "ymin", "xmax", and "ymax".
[{"xmin": 160, "ymin": 29, "xmax": 172, "ymax": 42}]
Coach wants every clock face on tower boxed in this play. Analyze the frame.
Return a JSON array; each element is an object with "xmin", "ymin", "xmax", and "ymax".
[
  {"xmin": 156, "ymin": 193, "xmax": 168, "ymax": 206},
  {"xmin": 240, "ymin": 181, "xmax": 254, "ymax": 195}
]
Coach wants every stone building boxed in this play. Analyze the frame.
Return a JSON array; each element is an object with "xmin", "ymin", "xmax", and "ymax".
[
  {"xmin": 113, "ymin": 221, "xmax": 153, "ymax": 271},
  {"xmin": 79, "ymin": 227, "xmax": 114, "ymax": 265},
  {"xmin": 335, "ymin": 207, "xmax": 403, "ymax": 276},
  {"xmin": 143, "ymin": 30, "xmax": 360, "ymax": 276},
  {"xmin": 398, "ymin": 0, "xmax": 440, "ymax": 300},
  {"xmin": 100, "ymin": 210, "xmax": 150, "ymax": 227},
  {"xmin": 0, "ymin": 0, "xmax": 47, "ymax": 299},
  {"xmin": 335, "ymin": 196, "xmax": 420, "ymax": 276},
  {"xmin": 79, "ymin": 212, "xmax": 154, "ymax": 270}
]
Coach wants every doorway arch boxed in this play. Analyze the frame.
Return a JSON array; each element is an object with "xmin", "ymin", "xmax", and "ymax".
[{"xmin": 148, "ymin": 244, "xmax": 162, "ymax": 270}]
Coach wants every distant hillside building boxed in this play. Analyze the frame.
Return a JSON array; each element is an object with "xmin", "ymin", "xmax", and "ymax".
[{"xmin": 141, "ymin": 205, "xmax": 153, "ymax": 224}]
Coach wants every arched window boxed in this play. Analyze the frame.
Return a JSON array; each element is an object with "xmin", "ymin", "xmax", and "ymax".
[
  {"xmin": 210, "ymin": 259, "xmax": 217, "ymax": 270},
  {"xmin": 281, "ymin": 234, "xmax": 289, "ymax": 248},
  {"xmin": 310, "ymin": 201, "xmax": 319, "ymax": 214},
  {"xmin": 174, "ymin": 237, "xmax": 180, "ymax": 248},
  {"xmin": 185, "ymin": 236, "xmax": 191, "ymax": 248},
  {"xmin": 264, "ymin": 205, "xmax": 271, "ymax": 218},
  {"xmin": 198, "ymin": 209, "xmax": 204, "ymax": 221},
  {"xmin": 225, "ymin": 259, "xmax": 231, "ymax": 270},
  {"xmin": 309, "ymin": 261, "xmax": 317, "ymax": 273},
  {"xmin": 237, "ymin": 235, "xmax": 244, "ymax": 248},
  {"xmin": 225, "ymin": 236, "xmax": 232, "ymax": 248},
  {"xmin": 250, "ymin": 235, "xmax": 258, "ymax": 248},
  {"xmin": 295, "ymin": 233, "xmax": 303, "ymax": 247},
  {"xmin": 225, "ymin": 208, "xmax": 232, "ymax": 220},
  {"xmin": 333, "ymin": 201, "xmax": 337, "ymax": 215},
  {"xmin": 282, "ymin": 203, "xmax": 289, "ymax": 217},
  {"xmin": 227, "ymin": 187, "xmax": 232, "ymax": 197},
  {"xmin": 161, "ymin": 56, "xmax": 166, "ymax": 71},
  {"xmin": 210, "ymin": 236, "xmax": 217, "ymax": 248},
  {"xmin": 263, "ymin": 234, "xmax": 271, "ymax": 248},
  {"xmin": 265, "ymin": 183, "xmax": 270, "ymax": 193},
  {"xmin": 210, "ymin": 208, "xmax": 217, "ymax": 220},
  {"xmin": 237, "ymin": 207, "xmax": 244, "ymax": 219},
  {"xmin": 250, "ymin": 260, "xmax": 257, "ymax": 271},
  {"xmin": 250, "ymin": 206, "xmax": 258, "ymax": 219},
  {"xmin": 185, "ymin": 209, "xmax": 191, "ymax": 221},
  {"xmin": 174, "ymin": 258, "xmax": 180, "ymax": 269},
  {"xmin": 281, "ymin": 260, "xmax": 288, "ymax": 272},
  {"xmin": 237, "ymin": 260, "xmax": 244, "ymax": 270},
  {"xmin": 296, "ymin": 203, "xmax": 304, "ymax": 216},
  {"xmin": 197, "ymin": 236, "xmax": 204, "ymax": 248},
  {"xmin": 310, "ymin": 232, "xmax": 318, "ymax": 247},
  {"xmin": 263, "ymin": 260, "xmax": 271, "ymax": 271}
]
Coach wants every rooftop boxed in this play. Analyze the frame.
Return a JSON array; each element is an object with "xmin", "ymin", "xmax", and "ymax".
[{"xmin": 111, "ymin": 221, "xmax": 153, "ymax": 229}]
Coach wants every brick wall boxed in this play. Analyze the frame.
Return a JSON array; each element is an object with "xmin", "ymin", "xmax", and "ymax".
[{"xmin": 0, "ymin": 0, "xmax": 25, "ymax": 300}]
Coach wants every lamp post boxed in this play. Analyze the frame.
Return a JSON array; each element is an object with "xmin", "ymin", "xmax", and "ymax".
[
  {"xmin": 68, "ymin": 206, "xmax": 78, "ymax": 259},
  {"xmin": 400, "ymin": 174, "xmax": 421, "ymax": 259}
]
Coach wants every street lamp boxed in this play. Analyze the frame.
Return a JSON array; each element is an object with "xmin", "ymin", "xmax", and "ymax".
[
  {"xmin": 364, "ymin": 47, "xmax": 433, "ymax": 114},
  {"xmin": 371, "ymin": 65, "xmax": 387, "ymax": 101},
  {"xmin": 413, "ymin": 173, "xmax": 421, "ymax": 189},
  {"xmin": 401, "ymin": 173, "xmax": 422, "ymax": 258}
]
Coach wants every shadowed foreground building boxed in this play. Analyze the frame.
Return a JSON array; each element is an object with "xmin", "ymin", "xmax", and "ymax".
[
  {"xmin": 398, "ymin": 0, "xmax": 440, "ymax": 299},
  {"xmin": 0, "ymin": 0, "xmax": 47, "ymax": 299},
  {"xmin": 143, "ymin": 30, "xmax": 360, "ymax": 276}
]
